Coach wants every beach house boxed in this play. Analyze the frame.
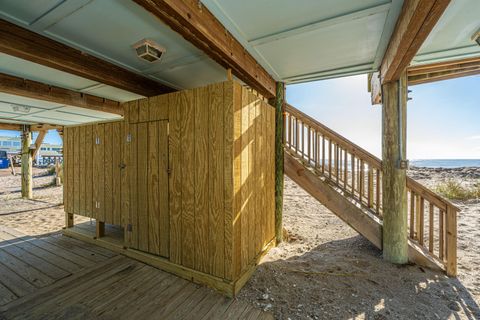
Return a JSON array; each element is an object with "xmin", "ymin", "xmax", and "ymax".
[{"xmin": 0, "ymin": 0, "xmax": 478, "ymax": 316}]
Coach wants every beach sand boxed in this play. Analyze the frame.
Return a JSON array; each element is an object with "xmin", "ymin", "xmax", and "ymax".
[
  {"xmin": 0, "ymin": 167, "xmax": 478, "ymax": 319},
  {"xmin": 238, "ymin": 168, "xmax": 480, "ymax": 320}
]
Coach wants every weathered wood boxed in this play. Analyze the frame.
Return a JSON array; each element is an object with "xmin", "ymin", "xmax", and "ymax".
[
  {"xmin": 0, "ymin": 72, "xmax": 123, "ymax": 115},
  {"xmin": 31, "ymin": 130, "xmax": 47, "ymax": 159},
  {"xmin": 273, "ymin": 82, "xmax": 285, "ymax": 244},
  {"xmin": 381, "ymin": 72, "xmax": 408, "ymax": 264},
  {"xmin": 21, "ymin": 126, "xmax": 32, "ymax": 199},
  {"xmin": 446, "ymin": 205, "xmax": 457, "ymax": 276},
  {"xmin": 380, "ymin": 0, "xmax": 451, "ymax": 83},
  {"xmin": 132, "ymin": 0, "xmax": 275, "ymax": 99},
  {"xmin": 0, "ymin": 19, "xmax": 174, "ymax": 96}
]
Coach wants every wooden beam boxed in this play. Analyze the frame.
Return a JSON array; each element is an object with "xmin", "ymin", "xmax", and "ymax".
[
  {"xmin": 382, "ymin": 71, "xmax": 408, "ymax": 264},
  {"xmin": 0, "ymin": 73, "xmax": 124, "ymax": 115},
  {"xmin": 409, "ymin": 67, "xmax": 480, "ymax": 85},
  {"xmin": 407, "ymin": 56, "xmax": 480, "ymax": 85},
  {"xmin": 21, "ymin": 126, "xmax": 32, "ymax": 199},
  {"xmin": 0, "ymin": 123, "xmax": 63, "ymax": 132},
  {"xmin": 133, "ymin": 0, "xmax": 276, "ymax": 99},
  {"xmin": 380, "ymin": 0, "xmax": 451, "ymax": 84},
  {"xmin": 31, "ymin": 130, "xmax": 47, "ymax": 159},
  {"xmin": 0, "ymin": 19, "xmax": 174, "ymax": 97},
  {"xmin": 0, "ymin": 123, "xmax": 22, "ymax": 131},
  {"xmin": 269, "ymin": 82, "xmax": 285, "ymax": 244}
]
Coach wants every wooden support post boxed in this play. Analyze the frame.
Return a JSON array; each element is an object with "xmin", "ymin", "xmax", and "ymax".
[
  {"xmin": 96, "ymin": 221, "xmax": 105, "ymax": 239},
  {"xmin": 445, "ymin": 205, "xmax": 457, "ymax": 276},
  {"xmin": 381, "ymin": 72, "xmax": 408, "ymax": 264},
  {"xmin": 271, "ymin": 82, "xmax": 285, "ymax": 244},
  {"xmin": 31, "ymin": 130, "xmax": 47, "ymax": 160},
  {"xmin": 21, "ymin": 126, "xmax": 32, "ymax": 199},
  {"xmin": 65, "ymin": 212, "xmax": 74, "ymax": 228}
]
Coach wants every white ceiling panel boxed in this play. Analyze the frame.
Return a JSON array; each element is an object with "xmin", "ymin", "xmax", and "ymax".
[{"xmin": 413, "ymin": 0, "xmax": 480, "ymax": 65}]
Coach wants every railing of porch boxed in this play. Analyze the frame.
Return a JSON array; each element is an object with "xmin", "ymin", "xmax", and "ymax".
[{"xmin": 284, "ymin": 104, "xmax": 459, "ymax": 275}]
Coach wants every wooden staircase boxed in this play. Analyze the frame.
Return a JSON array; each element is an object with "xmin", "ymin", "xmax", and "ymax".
[{"xmin": 283, "ymin": 104, "xmax": 459, "ymax": 276}]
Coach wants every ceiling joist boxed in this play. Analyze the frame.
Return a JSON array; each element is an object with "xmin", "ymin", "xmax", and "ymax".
[
  {"xmin": 0, "ymin": 19, "xmax": 175, "ymax": 97},
  {"xmin": 380, "ymin": 0, "xmax": 451, "ymax": 84},
  {"xmin": 408, "ymin": 56, "xmax": 480, "ymax": 85},
  {"xmin": 0, "ymin": 123, "xmax": 62, "ymax": 132},
  {"xmin": 133, "ymin": 0, "xmax": 276, "ymax": 99},
  {"xmin": 0, "ymin": 73, "xmax": 124, "ymax": 115}
]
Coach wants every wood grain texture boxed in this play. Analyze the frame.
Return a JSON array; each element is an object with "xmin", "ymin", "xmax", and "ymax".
[
  {"xmin": 148, "ymin": 121, "xmax": 160, "ymax": 255},
  {"xmin": 137, "ymin": 123, "xmax": 149, "ymax": 252},
  {"xmin": 181, "ymin": 90, "xmax": 195, "ymax": 269},
  {"xmin": 169, "ymin": 92, "xmax": 182, "ymax": 265},
  {"xmin": 194, "ymin": 87, "xmax": 209, "ymax": 274}
]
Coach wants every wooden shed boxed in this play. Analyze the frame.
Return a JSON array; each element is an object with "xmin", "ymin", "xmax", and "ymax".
[{"xmin": 62, "ymin": 80, "xmax": 276, "ymax": 296}]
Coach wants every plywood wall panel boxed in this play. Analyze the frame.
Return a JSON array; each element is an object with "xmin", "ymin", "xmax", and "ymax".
[{"xmin": 194, "ymin": 87, "xmax": 210, "ymax": 274}]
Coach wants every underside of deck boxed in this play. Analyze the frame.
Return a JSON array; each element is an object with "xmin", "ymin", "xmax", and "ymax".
[{"xmin": 0, "ymin": 226, "xmax": 272, "ymax": 320}]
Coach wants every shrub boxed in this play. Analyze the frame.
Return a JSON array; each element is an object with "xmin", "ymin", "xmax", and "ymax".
[{"xmin": 435, "ymin": 179, "xmax": 479, "ymax": 200}]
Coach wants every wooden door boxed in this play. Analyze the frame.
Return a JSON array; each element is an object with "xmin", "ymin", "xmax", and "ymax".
[{"xmin": 127, "ymin": 120, "xmax": 169, "ymax": 257}]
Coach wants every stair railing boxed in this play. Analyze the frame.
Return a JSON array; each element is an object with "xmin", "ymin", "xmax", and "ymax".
[{"xmin": 284, "ymin": 104, "xmax": 459, "ymax": 275}]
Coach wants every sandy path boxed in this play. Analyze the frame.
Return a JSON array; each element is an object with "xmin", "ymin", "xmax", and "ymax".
[{"xmin": 238, "ymin": 172, "xmax": 480, "ymax": 320}]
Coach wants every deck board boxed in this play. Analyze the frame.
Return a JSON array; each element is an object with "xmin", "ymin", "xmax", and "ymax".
[{"xmin": 0, "ymin": 226, "xmax": 271, "ymax": 319}]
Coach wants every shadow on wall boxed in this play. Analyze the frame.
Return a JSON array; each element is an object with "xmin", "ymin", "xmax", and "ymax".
[{"xmin": 241, "ymin": 235, "xmax": 480, "ymax": 319}]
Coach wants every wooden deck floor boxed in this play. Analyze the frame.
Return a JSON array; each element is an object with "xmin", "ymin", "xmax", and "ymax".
[{"xmin": 0, "ymin": 226, "xmax": 272, "ymax": 320}]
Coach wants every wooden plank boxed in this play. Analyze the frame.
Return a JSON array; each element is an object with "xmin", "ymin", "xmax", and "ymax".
[
  {"xmin": 254, "ymin": 95, "xmax": 261, "ymax": 254},
  {"xmin": 380, "ymin": 0, "xmax": 451, "ymax": 83},
  {"xmin": 133, "ymin": 1, "xmax": 275, "ymax": 99},
  {"xmin": 232, "ymin": 81, "xmax": 243, "ymax": 279},
  {"xmin": 149, "ymin": 94, "xmax": 169, "ymax": 120},
  {"xmin": 112, "ymin": 121, "xmax": 122, "ymax": 226},
  {"xmin": 0, "ymin": 235, "xmax": 70, "ymax": 280},
  {"xmin": 104, "ymin": 123, "xmax": 114, "ymax": 224},
  {"xmin": 446, "ymin": 206, "xmax": 457, "ymax": 276},
  {"xmin": 148, "ymin": 121, "xmax": 160, "ymax": 255},
  {"xmin": 0, "ymin": 250, "xmax": 54, "ymax": 288},
  {"xmin": 31, "ymin": 130, "xmax": 46, "ymax": 159},
  {"xmin": 78, "ymin": 126, "xmax": 86, "ymax": 216},
  {"xmin": 169, "ymin": 92, "xmax": 182, "ymax": 265},
  {"xmin": 0, "ymin": 230, "xmax": 81, "ymax": 273},
  {"xmin": 95, "ymin": 124, "xmax": 105, "ymax": 222},
  {"xmin": 138, "ymin": 98, "xmax": 149, "ymax": 123},
  {"xmin": 240, "ymin": 86, "xmax": 249, "ymax": 273},
  {"xmin": 73, "ymin": 127, "xmax": 80, "ymax": 214},
  {"xmin": 85, "ymin": 125, "xmax": 93, "ymax": 218},
  {"xmin": 0, "ymin": 282, "xmax": 16, "ymax": 306},
  {"xmin": 121, "ymin": 120, "xmax": 130, "ymax": 243},
  {"xmin": 209, "ymin": 82, "xmax": 225, "ymax": 278},
  {"xmin": 0, "ymin": 72, "xmax": 123, "ymax": 115},
  {"xmin": 137, "ymin": 122, "xmax": 149, "ymax": 252},
  {"xmin": 180, "ymin": 89, "xmax": 195, "ymax": 269},
  {"xmin": 158, "ymin": 121, "xmax": 170, "ymax": 258},
  {"xmin": 0, "ymin": 262, "xmax": 36, "ymax": 297},
  {"xmin": 223, "ymin": 81, "xmax": 234, "ymax": 281},
  {"xmin": 129, "ymin": 122, "xmax": 139, "ymax": 249},
  {"xmin": 247, "ymin": 89, "xmax": 255, "ymax": 267},
  {"xmin": 0, "ymin": 19, "xmax": 174, "ymax": 96},
  {"xmin": 194, "ymin": 87, "xmax": 209, "ymax": 274}
]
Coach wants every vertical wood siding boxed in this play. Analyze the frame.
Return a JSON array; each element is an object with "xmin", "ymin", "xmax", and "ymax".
[{"xmin": 63, "ymin": 80, "xmax": 275, "ymax": 282}]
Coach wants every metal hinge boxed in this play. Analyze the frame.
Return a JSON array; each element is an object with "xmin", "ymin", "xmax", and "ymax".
[
  {"xmin": 95, "ymin": 201, "xmax": 101, "ymax": 209},
  {"xmin": 95, "ymin": 137, "xmax": 100, "ymax": 145},
  {"xmin": 126, "ymin": 133, "xmax": 132, "ymax": 143}
]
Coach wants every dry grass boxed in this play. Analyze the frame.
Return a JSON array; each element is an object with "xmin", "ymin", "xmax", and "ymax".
[{"xmin": 435, "ymin": 179, "xmax": 480, "ymax": 200}]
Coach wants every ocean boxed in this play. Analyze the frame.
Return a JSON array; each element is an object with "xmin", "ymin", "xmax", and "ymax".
[{"xmin": 410, "ymin": 159, "xmax": 480, "ymax": 168}]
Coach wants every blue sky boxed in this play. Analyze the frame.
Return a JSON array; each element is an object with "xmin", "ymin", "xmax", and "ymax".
[
  {"xmin": 287, "ymin": 74, "xmax": 480, "ymax": 159},
  {"xmin": 1, "ymin": 74, "xmax": 479, "ymax": 158}
]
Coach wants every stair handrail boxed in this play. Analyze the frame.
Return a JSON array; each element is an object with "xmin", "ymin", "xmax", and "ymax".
[{"xmin": 284, "ymin": 103, "xmax": 459, "ymax": 275}]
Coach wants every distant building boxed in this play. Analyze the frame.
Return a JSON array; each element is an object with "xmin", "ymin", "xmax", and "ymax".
[{"xmin": 0, "ymin": 135, "xmax": 62, "ymax": 165}]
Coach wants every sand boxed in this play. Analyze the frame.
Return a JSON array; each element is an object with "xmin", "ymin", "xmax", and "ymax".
[
  {"xmin": 0, "ymin": 167, "xmax": 478, "ymax": 319},
  {"xmin": 0, "ymin": 167, "xmax": 88, "ymax": 235},
  {"xmin": 238, "ymin": 168, "xmax": 480, "ymax": 320}
]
